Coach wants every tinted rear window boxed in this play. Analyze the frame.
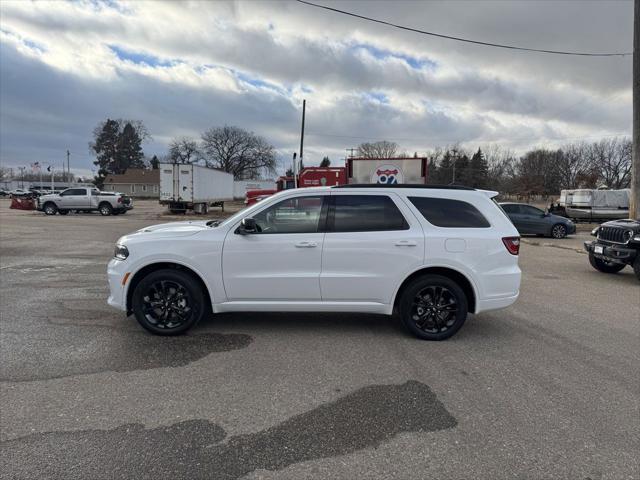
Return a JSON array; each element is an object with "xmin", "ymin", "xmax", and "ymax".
[
  {"xmin": 408, "ymin": 197, "xmax": 490, "ymax": 228},
  {"xmin": 501, "ymin": 204, "xmax": 520, "ymax": 214},
  {"xmin": 332, "ymin": 195, "xmax": 408, "ymax": 232}
]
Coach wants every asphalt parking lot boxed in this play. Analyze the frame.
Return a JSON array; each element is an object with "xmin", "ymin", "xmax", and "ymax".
[{"xmin": 1, "ymin": 200, "xmax": 638, "ymax": 480}]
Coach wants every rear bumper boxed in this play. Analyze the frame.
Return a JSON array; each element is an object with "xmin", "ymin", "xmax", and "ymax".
[
  {"xmin": 476, "ymin": 292, "xmax": 519, "ymax": 314},
  {"xmin": 584, "ymin": 241, "xmax": 636, "ymax": 264}
]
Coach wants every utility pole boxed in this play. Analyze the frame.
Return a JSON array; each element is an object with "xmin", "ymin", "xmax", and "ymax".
[
  {"xmin": 632, "ymin": 0, "xmax": 640, "ymax": 219},
  {"xmin": 66, "ymin": 149, "xmax": 71, "ymax": 185},
  {"xmin": 346, "ymin": 148, "xmax": 357, "ymax": 158},
  {"xmin": 298, "ymin": 99, "xmax": 306, "ymax": 177}
]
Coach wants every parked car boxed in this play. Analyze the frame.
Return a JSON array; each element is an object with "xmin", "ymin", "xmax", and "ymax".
[
  {"xmin": 37, "ymin": 187, "xmax": 129, "ymax": 216},
  {"xmin": 9, "ymin": 188, "xmax": 30, "ymax": 197},
  {"xmin": 107, "ymin": 185, "xmax": 522, "ymax": 340},
  {"xmin": 0, "ymin": 189, "xmax": 9, "ymax": 197},
  {"xmin": 500, "ymin": 202, "xmax": 576, "ymax": 238},
  {"xmin": 584, "ymin": 219, "xmax": 640, "ymax": 281}
]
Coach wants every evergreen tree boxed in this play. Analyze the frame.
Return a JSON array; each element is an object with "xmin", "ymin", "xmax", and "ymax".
[
  {"xmin": 90, "ymin": 118, "xmax": 147, "ymax": 185},
  {"xmin": 455, "ymin": 154, "xmax": 470, "ymax": 186},
  {"xmin": 150, "ymin": 155, "xmax": 160, "ymax": 169},
  {"xmin": 470, "ymin": 148, "xmax": 489, "ymax": 188},
  {"xmin": 119, "ymin": 122, "xmax": 145, "ymax": 170},
  {"xmin": 320, "ymin": 156, "xmax": 331, "ymax": 167},
  {"xmin": 438, "ymin": 152, "xmax": 453, "ymax": 184}
]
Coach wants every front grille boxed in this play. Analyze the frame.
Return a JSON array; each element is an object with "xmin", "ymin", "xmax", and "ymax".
[{"xmin": 598, "ymin": 226, "xmax": 632, "ymax": 244}]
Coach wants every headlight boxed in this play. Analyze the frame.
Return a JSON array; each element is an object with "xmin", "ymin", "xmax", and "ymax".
[
  {"xmin": 633, "ymin": 235, "xmax": 640, "ymax": 242},
  {"xmin": 591, "ymin": 227, "xmax": 599, "ymax": 236},
  {"xmin": 114, "ymin": 244, "xmax": 129, "ymax": 260}
]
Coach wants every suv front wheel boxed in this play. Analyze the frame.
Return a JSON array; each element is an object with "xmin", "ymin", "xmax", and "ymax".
[
  {"xmin": 399, "ymin": 274, "xmax": 468, "ymax": 341},
  {"xmin": 132, "ymin": 269, "xmax": 206, "ymax": 335}
]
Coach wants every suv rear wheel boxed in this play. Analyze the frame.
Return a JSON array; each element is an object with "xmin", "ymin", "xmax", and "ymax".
[
  {"xmin": 132, "ymin": 269, "xmax": 206, "ymax": 335},
  {"xmin": 588, "ymin": 253, "xmax": 626, "ymax": 274},
  {"xmin": 399, "ymin": 274, "xmax": 468, "ymax": 341}
]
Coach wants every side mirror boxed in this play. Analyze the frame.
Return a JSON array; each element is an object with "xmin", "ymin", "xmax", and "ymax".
[{"xmin": 238, "ymin": 217, "xmax": 257, "ymax": 235}]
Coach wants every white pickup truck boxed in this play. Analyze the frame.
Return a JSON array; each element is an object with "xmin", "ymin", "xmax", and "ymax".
[{"xmin": 37, "ymin": 187, "xmax": 132, "ymax": 216}]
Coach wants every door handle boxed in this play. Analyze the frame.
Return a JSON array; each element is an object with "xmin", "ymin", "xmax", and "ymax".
[
  {"xmin": 295, "ymin": 241, "xmax": 318, "ymax": 248},
  {"xmin": 395, "ymin": 240, "xmax": 417, "ymax": 247}
]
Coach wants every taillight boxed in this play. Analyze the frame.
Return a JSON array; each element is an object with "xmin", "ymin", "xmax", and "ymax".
[
  {"xmin": 117, "ymin": 197, "xmax": 122, "ymax": 203},
  {"xmin": 502, "ymin": 237, "xmax": 520, "ymax": 255}
]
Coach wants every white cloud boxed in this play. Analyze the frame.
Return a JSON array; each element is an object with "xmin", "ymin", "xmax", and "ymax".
[{"xmin": 0, "ymin": 0, "xmax": 632, "ymax": 173}]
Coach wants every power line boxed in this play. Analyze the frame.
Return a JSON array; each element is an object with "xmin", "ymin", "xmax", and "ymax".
[{"xmin": 296, "ymin": 0, "xmax": 631, "ymax": 57}]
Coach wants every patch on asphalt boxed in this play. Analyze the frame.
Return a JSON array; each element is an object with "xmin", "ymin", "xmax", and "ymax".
[
  {"xmin": 0, "ymin": 332, "xmax": 253, "ymax": 382},
  {"xmin": 0, "ymin": 381, "xmax": 456, "ymax": 479}
]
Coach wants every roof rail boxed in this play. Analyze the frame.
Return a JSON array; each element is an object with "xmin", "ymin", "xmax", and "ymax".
[{"xmin": 332, "ymin": 184, "xmax": 476, "ymax": 191}]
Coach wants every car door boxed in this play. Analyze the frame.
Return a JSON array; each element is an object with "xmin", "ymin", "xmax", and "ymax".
[
  {"xmin": 519, "ymin": 205, "xmax": 548, "ymax": 234},
  {"xmin": 320, "ymin": 192, "xmax": 424, "ymax": 304},
  {"xmin": 222, "ymin": 194, "xmax": 328, "ymax": 301},
  {"xmin": 58, "ymin": 188, "xmax": 85, "ymax": 209},
  {"xmin": 502, "ymin": 204, "xmax": 528, "ymax": 233}
]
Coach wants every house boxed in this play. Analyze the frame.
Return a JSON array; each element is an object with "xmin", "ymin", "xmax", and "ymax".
[{"xmin": 102, "ymin": 168, "xmax": 160, "ymax": 198}]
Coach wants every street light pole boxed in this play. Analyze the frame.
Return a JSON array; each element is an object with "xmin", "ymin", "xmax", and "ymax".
[{"xmin": 631, "ymin": 0, "xmax": 640, "ymax": 219}]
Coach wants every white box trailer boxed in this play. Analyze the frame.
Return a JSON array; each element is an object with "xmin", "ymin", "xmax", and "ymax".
[{"xmin": 159, "ymin": 163, "xmax": 234, "ymax": 213}]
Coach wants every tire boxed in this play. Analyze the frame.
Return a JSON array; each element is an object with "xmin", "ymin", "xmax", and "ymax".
[
  {"xmin": 398, "ymin": 274, "xmax": 468, "ymax": 341},
  {"xmin": 632, "ymin": 256, "xmax": 640, "ymax": 281},
  {"xmin": 99, "ymin": 202, "xmax": 113, "ymax": 216},
  {"xmin": 551, "ymin": 223, "xmax": 567, "ymax": 239},
  {"xmin": 132, "ymin": 269, "xmax": 206, "ymax": 336},
  {"xmin": 588, "ymin": 253, "xmax": 626, "ymax": 274},
  {"xmin": 43, "ymin": 202, "xmax": 57, "ymax": 215},
  {"xmin": 58, "ymin": 209, "xmax": 69, "ymax": 215}
]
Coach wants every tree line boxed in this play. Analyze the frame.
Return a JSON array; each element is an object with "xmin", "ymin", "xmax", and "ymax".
[
  {"xmin": 355, "ymin": 138, "xmax": 631, "ymax": 194},
  {"xmin": 90, "ymin": 120, "xmax": 277, "ymax": 187},
  {"xmin": 89, "ymin": 118, "xmax": 630, "ymax": 195}
]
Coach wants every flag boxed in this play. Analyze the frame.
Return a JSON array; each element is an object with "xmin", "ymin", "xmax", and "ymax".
[
  {"xmin": 31, "ymin": 162, "xmax": 41, "ymax": 173},
  {"xmin": 47, "ymin": 165, "xmax": 52, "ymax": 172}
]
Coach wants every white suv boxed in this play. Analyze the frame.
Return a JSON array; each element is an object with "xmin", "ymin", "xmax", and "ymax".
[{"xmin": 107, "ymin": 185, "xmax": 521, "ymax": 340}]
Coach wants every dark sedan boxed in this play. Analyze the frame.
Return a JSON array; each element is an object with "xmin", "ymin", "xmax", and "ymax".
[{"xmin": 500, "ymin": 202, "xmax": 576, "ymax": 238}]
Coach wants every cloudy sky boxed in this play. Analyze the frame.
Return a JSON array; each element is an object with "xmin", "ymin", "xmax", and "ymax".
[{"xmin": 0, "ymin": 0, "xmax": 632, "ymax": 177}]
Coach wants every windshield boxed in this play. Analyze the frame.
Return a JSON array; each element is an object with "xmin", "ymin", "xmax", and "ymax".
[{"xmin": 209, "ymin": 199, "xmax": 270, "ymax": 228}]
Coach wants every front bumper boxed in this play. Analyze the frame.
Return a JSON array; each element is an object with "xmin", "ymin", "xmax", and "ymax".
[
  {"xmin": 584, "ymin": 241, "xmax": 637, "ymax": 264},
  {"xmin": 566, "ymin": 223, "xmax": 576, "ymax": 235},
  {"xmin": 107, "ymin": 258, "xmax": 128, "ymax": 311}
]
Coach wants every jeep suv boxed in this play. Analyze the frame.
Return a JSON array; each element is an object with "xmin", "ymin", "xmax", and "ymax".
[
  {"xmin": 107, "ymin": 185, "xmax": 521, "ymax": 340},
  {"xmin": 584, "ymin": 219, "xmax": 640, "ymax": 281}
]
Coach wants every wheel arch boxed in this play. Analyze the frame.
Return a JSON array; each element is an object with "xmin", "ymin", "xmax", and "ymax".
[
  {"xmin": 393, "ymin": 266, "xmax": 478, "ymax": 314},
  {"xmin": 125, "ymin": 261, "xmax": 213, "ymax": 314}
]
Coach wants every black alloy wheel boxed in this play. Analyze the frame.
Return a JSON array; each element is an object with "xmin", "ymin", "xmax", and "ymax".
[
  {"xmin": 399, "ymin": 274, "xmax": 468, "ymax": 341},
  {"xmin": 132, "ymin": 269, "xmax": 206, "ymax": 335}
]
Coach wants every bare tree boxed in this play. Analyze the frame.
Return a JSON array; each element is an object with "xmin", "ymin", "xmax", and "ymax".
[
  {"xmin": 200, "ymin": 126, "xmax": 276, "ymax": 180},
  {"xmin": 555, "ymin": 142, "xmax": 591, "ymax": 190},
  {"xmin": 589, "ymin": 137, "xmax": 632, "ymax": 189},
  {"xmin": 357, "ymin": 140, "xmax": 399, "ymax": 158},
  {"xmin": 169, "ymin": 137, "xmax": 201, "ymax": 164}
]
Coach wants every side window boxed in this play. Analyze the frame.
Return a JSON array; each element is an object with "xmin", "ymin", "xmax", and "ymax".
[
  {"xmin": 331, "ymin": 195, "xmax": 409, "ymax": 232},
  {"xmin": 251, "ymin": 196, "xmax": 325, "ymax": 234},
  {"xmin": 521, "ymin": 206, "xmax": 543, "ymax": 216},
  {"xmin": 408, "ymin": 197, "xmax": 490, "ymax": 228},
  {"xmin": 61, "ymin": 188, "xmax": 84, "ymax": 196},
  {"xmin": 501, "ymin": 204, "xmax": 519, "ymax": 214},
  {"xmin": 91, "ymin": 189, "xmax": 100, "ymax": 196}
]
